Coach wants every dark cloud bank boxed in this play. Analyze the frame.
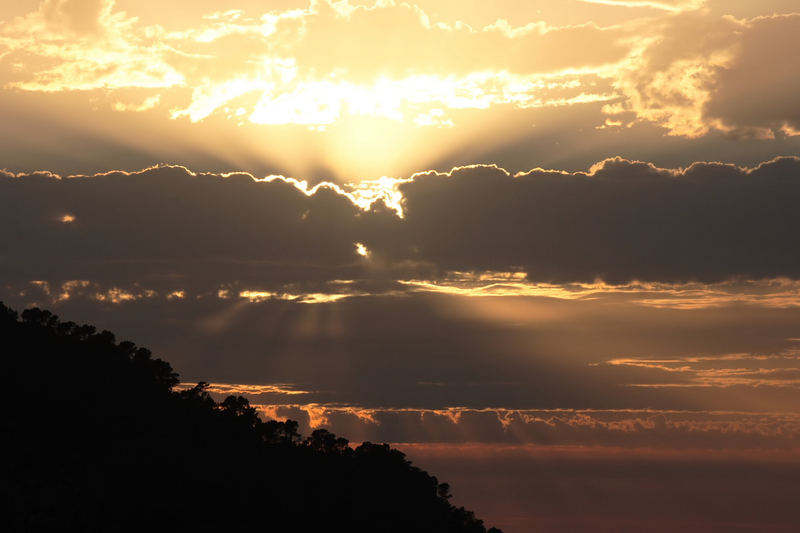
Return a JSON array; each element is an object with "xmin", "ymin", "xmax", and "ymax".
[{"xmin": 2, "ymin": 156, "xmax": 800, "ymax": 289}]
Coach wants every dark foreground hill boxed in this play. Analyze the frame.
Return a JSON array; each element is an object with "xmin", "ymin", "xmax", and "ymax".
[{"xmin": 0, "ymin": 302, "xmax": 501, "ymax": 533}]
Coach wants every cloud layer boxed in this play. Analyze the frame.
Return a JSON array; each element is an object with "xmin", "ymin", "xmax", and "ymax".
[
  {"xmin": 3, "ymin": 1, "xmax": 800, "ymax": 180},
  {"xmin": 2, "ymin": 0, "xmax": 798, "ymax": 139},
  {"xmin": 3, "ymin": 157, "xmax": 800, "ymax": 288},
  {"xmin": 394, "ymin": 157, "xmax": 800, "ymax": 282},
  {"xmin": 614, "ymin": 12, "xmax": 800, "ymax": 138}
]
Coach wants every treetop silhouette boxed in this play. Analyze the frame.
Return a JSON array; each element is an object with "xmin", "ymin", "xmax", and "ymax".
[{"xmin": 0, "ymin": 302, "xmax": 501, "ymax": 533}]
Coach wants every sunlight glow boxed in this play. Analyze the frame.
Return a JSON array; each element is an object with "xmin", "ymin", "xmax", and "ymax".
[
  {"xmin": 355, "ymin": 242, "xmax": 369, "ymax": 257},
  {"xmin": 576, "ymin": 0, "xmax": 704, "ymax": 11},
  {"xmin": 1, "ymin": 0, "xmax": 795, "ymax": 181},
  {"xmin": 166, "ymin": 70, "xmax": 614, "ymax": 128},
  {"xmin": 400, "ymin": 276, "xmax": 800, "ymax": 308},
  {"xmin": 176, "ymin": 382, "xmax": 314, "ymax": 396},
  {"xmin": 238, "ymin": 290, "xmax": 349, "ymax": 304}
]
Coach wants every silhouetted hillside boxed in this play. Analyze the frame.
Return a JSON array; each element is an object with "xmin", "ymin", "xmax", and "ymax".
[{"xmin": 0, "ymin": 302, "xmax": 501, "ymax": 533}]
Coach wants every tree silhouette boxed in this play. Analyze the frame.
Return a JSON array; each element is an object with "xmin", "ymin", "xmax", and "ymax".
[{"xmin": 0, "ymin": 302, "xmax": 502, "ymax": 533}]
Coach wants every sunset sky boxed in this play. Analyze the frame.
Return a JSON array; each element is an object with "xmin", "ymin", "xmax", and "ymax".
[{"xmin": 3, "ymin": 1, "xmax": 800, "ymax": 531}]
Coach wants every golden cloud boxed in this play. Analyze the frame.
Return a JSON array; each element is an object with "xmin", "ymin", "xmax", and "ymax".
[{"xmin": 1, "ymin": 0, "xmax": 627, "ymax": 128}]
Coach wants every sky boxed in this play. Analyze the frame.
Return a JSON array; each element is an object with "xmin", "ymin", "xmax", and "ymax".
[{"xmin": 2, "ymin": 1, "xmax": 800, "ymax": 531}]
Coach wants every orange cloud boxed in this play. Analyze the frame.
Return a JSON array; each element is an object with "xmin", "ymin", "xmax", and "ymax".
[{"xmin": 197, "ymin": 394, "xmax": 800, "ymax": 449}]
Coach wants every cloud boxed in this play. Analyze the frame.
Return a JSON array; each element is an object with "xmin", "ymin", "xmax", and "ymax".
[
  {"xmin": 164, "ymin": 1, "xmax": 626, "ymax": 125},
  {"xmin": 704, "ymin": 14, "xmax": 800, "ymax": 137},
  {"xmin": 9, "ymin": 280, "xmax": 800, "ymax": 417},
  {"xmin": 0, "ymin": 0, "xmax": 183, "ymax": 91},
  {"xmin": 0, "ymin": 0, "xmax": 626, "ymax": 127},
  {"xmin": 577, "ymin": 0, "xmax": 704, "ymax": 11},
  {"xmin": 612, "ymin": 13, "xmax": 800, "ymax": 138},
  {"xmin": 398, "ymin": 276, "xmax": 800, "ymax": 309},
  {"xmin": 3, "ymin": 1, "xmax": 799, "ymax": 149},
  {"xmin": 283, "ymin": 1, "xmax": 630, "ymax": 78},
  {"xmin": 0, "ymin": 165, "xmax": 374, "ymax": 289},
  {"xmin": 112, "ymin": 94, "xmax": 161, "ymax": 112},
  {"xmin": 601, "ymin": 351, "xmax": 800, "ymax": 388},
  {"xmin": 39, "ymin": 0, "xmax": 116, "ymax": 35},
  {"xmin": 2, "ymin": 157, "xmax": 800, "ymax": 289},
  {"xmin": 390, "ymin": 157, "xmax": 800, "ymax": 283},
  {"xmin": 241, "ymin": 400, "xmax": 800, "ymax": 449}
]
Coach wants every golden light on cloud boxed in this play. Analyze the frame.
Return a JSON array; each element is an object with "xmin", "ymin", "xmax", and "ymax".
[
  {"xmin": 95, "ymin": 287, "xmax": 157, "ymax": 304},
  {"xmin": 112, "ymin": 94, "xmax": 161, "ymax": 112},
  {"xmin": 1, "ymin": 1, "xmax": 622, "ymax": 119},
  {"xmin": 400, "ymin": 276, "xmax": 800, "ymax": 310},
  {"xmin": 354, "ymin": 242, "xmax": 369, "ymax": 257},
  {"xmin": 343, "ymin": 175, "xmax": 408, "ymax": 216},
  {"xmin": 603, "ymin": 351, "xmax": 800, "ymax": 389},
  {"xmin": 1, "ymin": 0, "xmax": 798, "ymax": 181},
  {"xmin": 0, "ymin": 0, "xmax": 636, "ymax": 177},
  {"xmin": 238, "ymin": 289, "xmax": 349, "ymax": 304},
  {"xmin": 171, "ymin": 70, "xmax": 616, "ymax": 129},
  {"xmin": 176, "ymin": 381, "xmax": 314, "ymax": 397}
]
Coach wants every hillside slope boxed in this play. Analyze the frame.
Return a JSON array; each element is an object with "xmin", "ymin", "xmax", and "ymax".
[{"xmin": 0, "ymin": 303, "xmax": 501, "ymax": 533}]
